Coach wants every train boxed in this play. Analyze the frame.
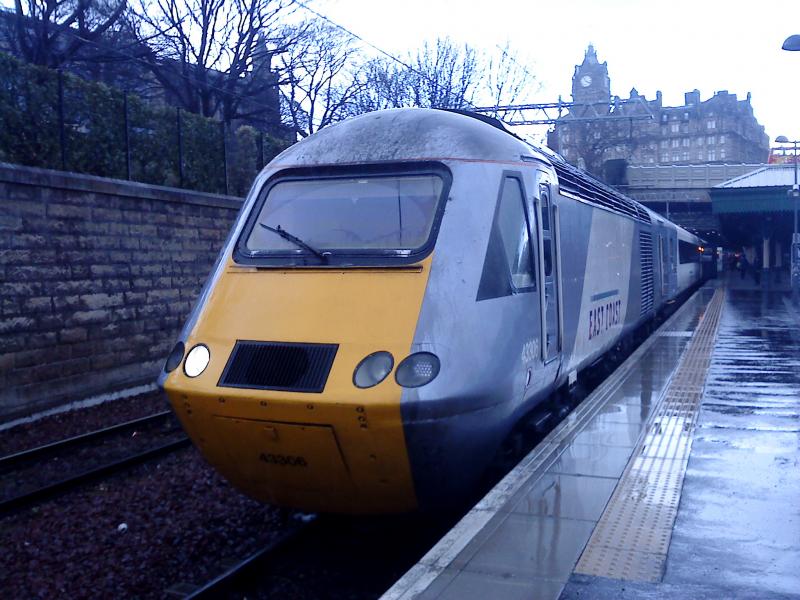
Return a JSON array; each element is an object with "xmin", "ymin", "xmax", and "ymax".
[{"xmin": 159, "ymin": 108, "xmax": 705, "ymax": 514}]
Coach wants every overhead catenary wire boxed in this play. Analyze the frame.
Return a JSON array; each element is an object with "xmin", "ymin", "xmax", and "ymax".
[
  {"xmin": 493, "ymin": 43, "xmax": 537, "ymax": 85},
  {"xmin": 289, "ymin": 0, "xmax": 481, "ymax": 110}
]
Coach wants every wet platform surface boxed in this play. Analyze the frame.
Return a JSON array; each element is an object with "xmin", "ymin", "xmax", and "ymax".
[{"xmin": 383, "ymin": 284, "xmax": 800, "ymax": 600}]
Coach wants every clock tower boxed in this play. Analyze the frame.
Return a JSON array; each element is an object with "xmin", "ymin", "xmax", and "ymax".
[{"xmin": 572, "ymin": 44, "xmax": 611, "ymax": 105}]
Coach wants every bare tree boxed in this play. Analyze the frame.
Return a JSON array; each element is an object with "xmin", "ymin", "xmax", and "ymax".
[
  {"xmin": 276, "ymin": 19, "xmax": 364, "ymax": 138},
  {"xmin": 555, "ymin": 117, "xmax": 648, "ymax": 182},
  {"xmin": 346, "ymin": 38, "xmax": 480, "ymax": 114},
  {"xmin": 348, "ymin": 39, "xmax": 537, "ymax": 117},
  {"xmin": 348, "ymin": 57, "xmax": 414, "ymax": 114},
  {"xmin": 129, "ymin": 0, "xmax": 291, "ymax": 124},
  {"xmin": 482, "ymin": 43, "xmax": 539, "ymax": 117},
  {"xmin": 408, "ymin": 38, "xmax": 481, "ymax": 109},
  {"xmin": 8, "ymin": 0, "xmax": 127, "ymax": 68}
]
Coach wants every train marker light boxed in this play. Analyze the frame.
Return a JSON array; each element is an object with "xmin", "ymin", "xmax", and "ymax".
[
  {"xmin": 164, "ymin": 341, "xmax": 185, "ymax": 373},
  {"xmin": 353, "ymin": 351, "xmax": 394, "ymax": 388},
  {"xmin": 395, "ymin": 352, "xmax": 440, "ymax": 388},
  {"xmin": 184, "ymin": 344, "xmax": 210, "ymax": 378}
]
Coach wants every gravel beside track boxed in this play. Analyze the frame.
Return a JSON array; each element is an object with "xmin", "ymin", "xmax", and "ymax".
[
  {"xmin": 236, "ymin": 513, "xmax": 462, "ymax": 600},
  {"xmin": 0, "ymin": 418, "xmax": 186, "ymax": 509},
  {"xmin": 0, "ymin": 391, "xmax": 169, "ymax": 456},
  {"xmin": 0, "ymin": 447, "xmax": 288, "ymax": 598}
]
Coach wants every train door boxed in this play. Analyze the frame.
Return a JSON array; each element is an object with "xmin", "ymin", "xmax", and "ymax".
[
  {"xmin": 538, "ymin": 182, "xmax": 561, "ymax": 363},
  {"xmin": 659, "ymin": 233, "xmax": 669, "ymax": 297},
  {"xmin": 659, "ymin": 230, "xmax": 678, "ymax": 297},
  {"xmin": 669, "ymin": 233, "xmax": 678, "ymax": 292}
]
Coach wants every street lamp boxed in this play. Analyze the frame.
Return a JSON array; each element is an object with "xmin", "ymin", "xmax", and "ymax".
[
  {"xmin": 780, "ymin": 35, "xmax": 800, "ymax": 293},
  {"xmin": 782, "ymin": 35, "xmax": 800, "ymax": 51},
  {"xmin": 776, "ymin": 136, "xmax": 800, "ymax": 291}
]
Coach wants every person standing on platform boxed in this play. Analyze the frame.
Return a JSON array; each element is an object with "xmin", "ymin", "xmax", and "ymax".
[
  {"xmin": 739, "ymin": 253, "xmax": 748, "ymax": 280},
  {"xmin": 753, "ymin": 253, "xmax": 762, "ymax": 285}
]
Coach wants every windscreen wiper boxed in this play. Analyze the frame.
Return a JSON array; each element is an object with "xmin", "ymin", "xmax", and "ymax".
[{"xmin": 259, "ymin": 223, "xmax": 329, "ymax": 263}]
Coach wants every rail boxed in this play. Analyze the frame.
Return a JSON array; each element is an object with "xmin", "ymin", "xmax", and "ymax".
[{"xmin": 0, "ymin": 410, "xmax": 174, "ymax": 471}]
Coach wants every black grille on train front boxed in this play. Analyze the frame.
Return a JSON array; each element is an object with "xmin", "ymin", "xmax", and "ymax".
[
  {"xmin": 218, "ymin": 341, "xmax": 338, "ymax": 393},
  {"xmin": 640, "ymin": 231, "xmax": 654, "ymax": 315}
]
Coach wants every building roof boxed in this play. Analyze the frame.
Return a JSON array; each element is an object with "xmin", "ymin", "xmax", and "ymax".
[{"xmin": 714, "ymin": 165, "xmax": 798, "ymax": 189}]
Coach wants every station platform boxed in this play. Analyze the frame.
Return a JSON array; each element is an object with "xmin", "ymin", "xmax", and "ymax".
[{"xmin": 383, "ymin": 282, "xmax": 800, "ymax": 600}]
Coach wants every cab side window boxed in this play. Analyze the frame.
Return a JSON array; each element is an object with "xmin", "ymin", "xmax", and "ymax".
[
  {"xmin": 497, "ymin": 177, "xmax": 535, "ymax": 290},
  {"xmin": 476, "ymin": 174, "xmax": 536, "ymax": 301}
]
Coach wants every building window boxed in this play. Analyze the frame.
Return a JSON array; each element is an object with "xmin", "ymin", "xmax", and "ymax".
[
  {"xmin": 671, "ymin": 139, "xmax": 680, "ymax": 148},
  {"xmin": 708, "ymin": 149, "xmax": 716, "ymax": 161},
  {"xmin": 720, "ymin": 149, "xmax": 726, "ymax": 159},
  {"xmin": 671, "ymin": 123, "xmax": 680, "ymax": 133},
  {"xmin": 707, "ymin": 135, "xmax": 715, "ymax": 145},
  {"xmin": 672, "ymin": 153, "xmax": 679, "ymax": 161},
  {"xmin": 682, "ymin": 151, "xmax": 690, "ymax": 161},
  {"xmin": 661, "ymin": 140, "xmax": 668, "ymax": 149},
  {"xmin": 707, "ymin": 119, "xmax": 716, "ymax": 130},
  {"xmin": 594, "ymin": 131, "xmax": 601, "ymax": 139},
  {"xmin": 682, "ymin": 138, "xmax": 690, "ymax": 147},
  {"xmin": 719, "ymin": 136, "xmax": 726, "ymax": 144}
]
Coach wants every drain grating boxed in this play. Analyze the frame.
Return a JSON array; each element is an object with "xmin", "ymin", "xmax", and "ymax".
[{"xmin": 575, "ymin": 287, "xmax": 726, "ymax": 583}]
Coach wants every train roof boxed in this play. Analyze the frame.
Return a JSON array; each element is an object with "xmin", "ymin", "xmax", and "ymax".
[
  {"xmin": 270, "ymin": 108, "xmax": 548, "ymax": 166},
  {"xmin": 268, "ymin": 108, "xmax": 700, "ymax": 238}
]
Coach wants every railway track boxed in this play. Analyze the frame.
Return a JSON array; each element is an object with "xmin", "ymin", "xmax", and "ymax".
[
  {"xmin": 0, "ymin": 411, "xmax": 189, "ymax": 513},
  {"xmin": 0, "ymin": 410, "xmax": 174, "ymax": 469},
  {"xmin": 166, "ymin": 512, "xmax": 460, "ymax": 600},
  {"xmin": 167, "ymin": 515, "xmax": 318, "ymax": 599}
]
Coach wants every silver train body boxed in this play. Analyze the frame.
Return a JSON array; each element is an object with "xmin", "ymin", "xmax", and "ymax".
[
  {"xmin": 380, "ymin": 110, "xmax": 702, "ymax": 508},
  {"xmin": 163, "ymin": 108, "xmax": 704, "ymax": 513}
]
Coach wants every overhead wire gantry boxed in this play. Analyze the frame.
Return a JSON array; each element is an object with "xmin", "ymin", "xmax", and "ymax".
[{"xmin": 472, "ymin": 96, "xmax": 656, "ymax": 125}]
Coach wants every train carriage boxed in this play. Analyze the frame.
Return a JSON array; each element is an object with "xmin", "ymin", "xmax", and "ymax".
[{"xmin": 160, "ymin": 108, "xmax": 703, "ymax": 513}]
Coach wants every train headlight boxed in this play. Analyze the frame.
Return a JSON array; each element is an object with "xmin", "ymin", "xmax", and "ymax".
[
  {"xmin": 184, "ymin": 344, "xmax": 210, "ymax": 378},
  {"xmin": 353, "ymin": 351, "xmax": 394, "ymax": 388},
  {"xmin": 395, "ymin": 352, "xmax": 440, "ymax": 388},
  {"xmin": 164, "ymin": 341, "xmax": 185, "ymax": 373}
]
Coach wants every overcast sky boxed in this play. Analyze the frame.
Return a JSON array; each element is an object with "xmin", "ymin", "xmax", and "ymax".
[
  {"xmin": 4, "ymin": 0, "xmax": 796, "ymax": 146},
  {"xmin": 314, "ymin": 0, "xmax": 800, "ymax": 145}
]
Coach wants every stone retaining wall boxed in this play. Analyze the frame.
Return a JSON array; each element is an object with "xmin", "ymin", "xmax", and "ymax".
[{"xmin": 0, "ymin": 163, "xmax": 242, "ymax": 420}]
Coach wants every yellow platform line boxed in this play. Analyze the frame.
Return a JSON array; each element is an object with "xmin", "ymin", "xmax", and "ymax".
[{"xmin": 575, "ymin": 287, "xmax": 726, "ymax": 582}]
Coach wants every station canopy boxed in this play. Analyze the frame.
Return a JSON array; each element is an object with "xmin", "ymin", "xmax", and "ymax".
[
  {"xmin": 711, "ymin": 165, "xmax": 798, "ymax": 215},
  {"xmin": 711, "ymin": 165, "xmax": 798, "ymax": 248}
]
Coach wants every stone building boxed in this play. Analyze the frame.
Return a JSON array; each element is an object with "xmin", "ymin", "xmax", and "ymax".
[{"xmin": 547, "ymin": 46, "xmax": 770, "ymax": 185}]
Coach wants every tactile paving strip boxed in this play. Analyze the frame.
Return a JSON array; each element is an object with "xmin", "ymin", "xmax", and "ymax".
[{"xmin": 575, "ymin": 287, "xmax": 725, "ymax": 583}]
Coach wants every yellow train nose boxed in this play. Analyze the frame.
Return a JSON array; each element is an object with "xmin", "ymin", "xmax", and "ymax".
[
  {"xmin": 211, "ymin": 417, "xmax": 354, "ymax": 509},
  {"xmin": 166, "ymin": 386, "xmax": 420, "ymax": 513},
  {"xmin": 163, "ymin": 256, "xmax": 435, "ymax": 514}
]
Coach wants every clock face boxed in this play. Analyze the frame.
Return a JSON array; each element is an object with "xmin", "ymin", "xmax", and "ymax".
[{"xmin": 580, "ymin": 75, "xmax": 592, "ymax": 87}]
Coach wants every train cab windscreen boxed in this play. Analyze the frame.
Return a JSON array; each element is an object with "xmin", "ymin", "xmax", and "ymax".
[{"xmin": 239, "ymin": 172, "xmax": 447, "ymax": 265}]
